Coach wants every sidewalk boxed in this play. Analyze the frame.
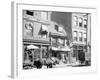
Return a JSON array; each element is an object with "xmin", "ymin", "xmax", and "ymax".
[
  {"xmin": 41, "ymin": 61, "xmax": 81, "ymax": 69},
  {"xmin": 52, "ymin": 61, "xmax": 80, "ymax": 68}
]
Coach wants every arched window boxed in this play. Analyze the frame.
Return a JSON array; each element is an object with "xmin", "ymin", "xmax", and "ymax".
[
  {"xmin": 73, "ymin": 31, "xmax": 78, "ymax": 41},
  {"xmin": 84, "ymin": 19, "xmax": 87, "ymax": 28},
  {"xmin": 83, "ymin": 33, "xmax": 87, "ymax": 42},
  {"xmin": 79, "ymin": 32, "xmax": 83, "ymax": 42},
  {"xmin": 79, "ymin": 17, "xmax": 83, "ymax": 27},
  {"xmin": 73, "ymin": 16, "xmax": 78, "ymax": 26}
]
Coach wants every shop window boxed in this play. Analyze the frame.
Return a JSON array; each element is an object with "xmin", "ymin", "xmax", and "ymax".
[
  {"xmin": 42, "ymin": 48, "xmax": 47, "ymax": 58},
  {"xmin": 73, "ymin": 31, "xmax": 78, "ymax": 41},
  {"xmin": 41, "ymin": 12, "xmax": 48, "ymax": 20},
  {"xmin": 26, "ymin": 10, "xmax": 34, "ymax": 16},
  {"xmin": 79, "ymin": 18, "xmax": 83, "ymax": 27},
  {"xmin": 34, "ymin": 50, "xmax": 40, "ymax": 61},
  {"xmin": 73, "ymin": 45, "xmax": 77, "ymax": 57},
  {"xmin": 79, "ymin": 32, "xmax": 83, "ymax": 42},
  {"xmin": 24, "ymin": 53, "xmax": 27, "ymax": 61},
  {"xmin": 73, "ymin": 50, "xmax": 77, "ymax": 57},
  {"xmin": 73, "ymin": 16, "xmax": 78, "ymax": 26}
]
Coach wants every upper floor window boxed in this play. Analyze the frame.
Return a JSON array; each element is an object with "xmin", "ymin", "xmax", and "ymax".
[
  {"xmin": 24, "ymin": 21, "xmax": 33, "ymax": 37},
  {"xmin": 83, "ymin": 33, "xmax": 87, "ymax": 42},
  {"xmin": 55, "ymin": 25, "xmax": 59, "ymax": 32},
  {"xmin": 58, "ymin": 38, "xmax": 64, "ymax": 46},
  {"xmin": 55, "ymin": 25, "xmax": 63, "ymax": 33},
  {"xmin": 79, "ymin": 17, "xmax": 83, "ymax": 27},
  {"xmin": 84, "ymin": 19, "xmax": 87, "ymax": 28},
  {"xmin": 79, "ymin": 32, "xmax": 83, "ymax": 42},
  {"xmin": 41, "ymin": 12, "xmax": 48, "ymax": 20},
  {"xmin": 26, "ymin": 10, "xmax": 34, "ymax": 16},
  {"xmin": 59, "ymin": 27, "xmax": 63, "ymax": 32},
  {"xmin": 40, "ymin": 24, "xmax": 48, "ymax": 39},
  {"xmin": 73, "ymin": 16, "xmax": 78, "ymax": 26},
  {"xmin": 73, "ymin": 31, "xmax": 78, "ymax": 41},
  {"xmin": 51, "ymin": 37, "xmax": 57, "ymax": 46}
]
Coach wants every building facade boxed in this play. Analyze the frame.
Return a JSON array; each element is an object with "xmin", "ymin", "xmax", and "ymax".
[
  {"xmin": 23, "ymin": 10, "xmax": 71, "ymax": 67},
  {"xmin": 23, "ymin": 10, "xmax": 52, "ymax": 66},
  {"xmin": 72, "ymin": 13, "xmax": 91, "ymax": 63}
]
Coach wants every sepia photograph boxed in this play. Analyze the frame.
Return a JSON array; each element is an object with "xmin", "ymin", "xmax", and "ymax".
[{"xmin": 22, "ymin": 10, "xmax": 91, "ymax": 70}]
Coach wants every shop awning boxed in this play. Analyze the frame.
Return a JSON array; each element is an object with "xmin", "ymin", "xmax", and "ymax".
[
  {"xmin": 51, "ymin": 46, "xmax": 71, "ymax": 51},
  {"xmin": 27, "ymin": 45, "xmax": 39, "ymax": 49},
  {"xmin": 60, "ymin": 46, "xmax": 71, "ymax": 51},
  {"xmin": 51, "ymin": 47, "xmax": 58, "ymax": 51},
  {"xmin": 50, "ymin": 32, "xmax": 67, "ymax": 39}
]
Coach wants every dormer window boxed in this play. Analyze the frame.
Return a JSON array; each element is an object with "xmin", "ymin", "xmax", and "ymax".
[
  {"xmin": 55, "ymin": 25, "xmax": 59, "ymax": 32},
  {"xmin": 59, "ymin": 27, "xmax": 63, "ymax": 32}
]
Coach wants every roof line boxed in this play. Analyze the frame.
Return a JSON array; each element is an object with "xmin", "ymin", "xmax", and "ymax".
[{"xmin": 17, "ymin": 3, "xmax": 96, "ymax": 10}]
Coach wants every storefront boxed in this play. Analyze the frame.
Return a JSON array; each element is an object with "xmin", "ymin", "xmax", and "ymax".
[
  {"xmin": 23, "ymin": 39, "xmax": 50, "ymax": 66},
  {"xmin": 72, "ymin": 44, "xmax": 87, "ymax": 62},
  {"xmin": 50, "ymin": 46, "xmax": 71, "ymax": 64}
]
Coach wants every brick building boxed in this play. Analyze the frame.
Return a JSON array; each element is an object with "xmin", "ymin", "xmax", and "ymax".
[{"xmin": 72, "ymin": 13, "xmax": 91, "ymax": 63}]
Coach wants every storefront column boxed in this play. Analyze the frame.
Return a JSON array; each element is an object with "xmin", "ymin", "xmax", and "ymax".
[
  {"xmin": 40, "ymin": 45, "xmax": 42, "ymax": 61},
  {"xmin": 32, "ymin": 50, "xmax": 34, "ymax": 64},
  {"xmin": 47, "ymin": 46, "xmax": 50, "ymax": 58},
  {"xmin": 68, "ymin": 49, "xmax": 72, "ymax": 64},
  {"xmin": 76, "ymin": 46, "xmax": 79, "ymax": 61}
]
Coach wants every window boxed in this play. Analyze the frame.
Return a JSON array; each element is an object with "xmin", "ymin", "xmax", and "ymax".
[
  {"xmin": 79, "ymin": 18, "xmax": 83, "ymax": 27},
  {"xmin": 79, "ymin": 32, "xmax": 83, "ymax": 42},
  {"xmin": 73, "ymin": 31, "xmax": 78, "ymax": 41},
  {"xmin": 51, "ymin": 37, "xmax": 57, "ymax": 46},
  {"xmin": 55, "ymin": 25, "xmax": 59, "ymax": 31},
  {"xmin": 41, "ymin": 12, "xmax": 48, "ymax": 20},
  {"xmin": 59, "ymin": 27, "xmax": 63, "ymax": 32},
  {"xmin": 83, "ymin": 33, "xmax": 87, "ymax": 42},
  {"xmin": 73, "ymin": 45, "xmax": 77, "ymax": 57},
  {"xmin": 40, "ymin": 24, "xmax": 48, "ymax": 39},
  {"xmin": 25, "ymin": 21, "xmax": 33, "ymax": 37},
  {"xmin": 26, "ymin": 10, "xmax": 34, "ymax": 16},
  {"xmin": 73, "ymin": 16, "xmax": 78, "ymax": 26},
  {"xmin": 84, "ymin": 19, "xmax": 87, "ymax": 28},
  {"xmin": 42, "ymin": 47, "xmax": 47, "ymax": 58},
  {"xmin": 58, "ymin": 38, "xmax": 64, "ymax": 46}
]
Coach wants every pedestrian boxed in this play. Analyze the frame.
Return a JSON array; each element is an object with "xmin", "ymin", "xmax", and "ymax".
[
  {"xmin": 34, "ymin": 59, "xmax": 42, "ymax": 69},
  {"xmin": 46, "ymin": 58, "xmax": 53, "ymax": 68},
  {"xmin": 78, "ymin": 50, "xmax": 85, "ymax": 64}
]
